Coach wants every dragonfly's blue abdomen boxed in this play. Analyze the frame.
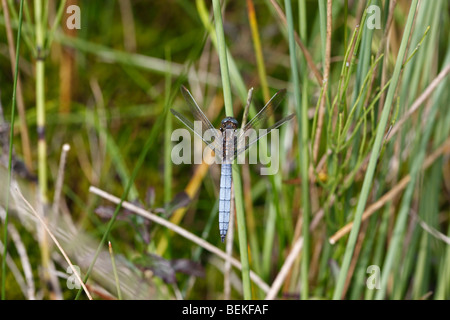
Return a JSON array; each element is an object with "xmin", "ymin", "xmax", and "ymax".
[{"xmin": 219, "ymin": 163, "xmax": 232, "ymax": 242}]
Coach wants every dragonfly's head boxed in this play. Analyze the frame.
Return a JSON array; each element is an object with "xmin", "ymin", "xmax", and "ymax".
[{"xmin": 220, "ymin": 117, "xmax": 239, "ymax": 132}]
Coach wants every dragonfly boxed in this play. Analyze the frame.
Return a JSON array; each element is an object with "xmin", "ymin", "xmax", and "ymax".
[{"xmin": 171, "ymin": 86, "xmax": 295, "ymax": 242}]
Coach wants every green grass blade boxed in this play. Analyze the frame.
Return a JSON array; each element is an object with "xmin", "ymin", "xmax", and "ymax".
[
  {"xmin": 1, "ymin": 0, "xmax": 24, "ymax": 301},
  {"xmin": 164, "ymin": 49, "xmax": 173, "ymax": 205},
  {"xmin": 284, "ymin": 0, "xmax": 311, "ymax": 299},
  {"xmin": 108, "ymin": 241, "xmax": 122, "ymax": 300},
  {"xmin": 212, "ymin": 0, "xmax": 252, "ymax": 300}
]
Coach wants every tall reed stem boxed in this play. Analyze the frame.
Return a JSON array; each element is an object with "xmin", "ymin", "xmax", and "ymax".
[
  {"xmin": 212, "ymin": 0, "xmax": 252, "ymax": 300},
  {"xmin": 285, "ymin": 0, "xmax": 311, "ymax": 299},
  {"xmin": 35, "ymin": 0, "xmax": 47, "ymax": 204}
]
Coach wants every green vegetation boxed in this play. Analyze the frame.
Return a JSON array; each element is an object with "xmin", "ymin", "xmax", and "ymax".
[{"xmin": 0, "ymin": 0, "xmax": 449, "ymax": 300}]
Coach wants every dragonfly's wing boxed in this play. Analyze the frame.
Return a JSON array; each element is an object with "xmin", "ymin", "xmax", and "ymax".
[
  {"xmin": 170, "ymin": 108, "xmax": 222, "ymax": 156},
  {"xmin": 171, "ymin": 86, "xmax": 222, "ymax": 155},
  {"xmin": 180, "ymin": 86, "xmax": 219, "ymax": 138},
  {"xmin": 235, "ymin": 113, "xmax": 295, "ymax": 155},
  {"xmin": 235, "ymin": 89, "xmax": 293, "ymax": 155},
  {"xmin": 238, "ymin": 89, "xmax": 287, "ymax": 139}
]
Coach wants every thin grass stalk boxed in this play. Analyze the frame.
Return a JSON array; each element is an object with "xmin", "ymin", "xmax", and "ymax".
[
  {"xmin": 298, "ymin": 0, "xmax": 308, "ymax": 139},
  {"xmin": 1, "ymin": 0, "xmax": 24, "ymax": 300},
  {"xmin": 284, "ymin": 0, "xmax": 310, "ymax": 299},
  {"xmin": 247, "ymin": 0, "xmax": 270, "ymax": 102},
  {"xmin": 262, "ymin": 197, "xmax": 276, "ymax": 280},
  {"xmin": 333, "ymin": 0, "xmax": 420, "ymax": 300},
  {"xmin": 435, "ymin": 222, "xmax": 450, "ymax": 299},
  {"xmin": 5, "ymin": 224, "xmax": 35, "ymax": 299},
  {"xmin": 343, "ymin": 0, "xmax": 348, "ymax": 50},
  {"xmin": 35, "ymin": 0, "xmax": 48, "ymax": 204},
  {"xmin": 349, "ymin": 171, "xmax": 388, "ymax": 299},
  {"xmin": 0, "ymin": 239, "xmax": 28, "ymax": 298},
  {"xmin": 196, "ymin": 0, "xmax": 249, "ymax": 107},
  {"xmin": 45, "ymin": 0, "xmax": 66, "ymax": 51},
  {"xmin": 164, "ymin": 49, "xmax": 173, "ymax": 205},
  {"xmin": 51, "ymin": 143, "xmax": 70, "ymax": 218},
  {"xmin": 434, "ymin": 59, "xmax": 450, "ymax": 299},
  {"xmin": 411, "ymin": 172, "xmax": 437, "ymax": 298},
  {"xmin": 326, "ymin": 23, "xmax": 359, "ymax": 150},
  {"xmin": 298, "ymin": 5, "xmax": 313, "ymax": 288},
  {"xmin": 212, "ymin": 0, "xmax": 252, "ymax": 300},
  {"xmin": 265, "ymin": 237, "xmax": 304, "ymax": 299},
  {"xmin": 241, "ymin": 162, "xmax": 261, "ymax": 275},
  {"xmin": 364, "ymin": 203, "xmax": 391, "ymax": 299},
  {"xmin": 118, "ymin": 0, "xmax": 136, "ymax": 52},
  {"xmin": 298, "ymin": 0, "xmax": 311, "ymax": 296},
  {"xmin": 318, "ymin": 0, "xmax": 326, "ymax": 66},
  {"xmin": 240, "ymin": 89, "xmax": 262, "ymax": 286},
  {"xmin": 33, "ymin": 1, "xmax": 56, "ymax": 294},
  {"xmin": 108, "ymin": 241, "xmax": 122, "ymax": 300},
  {"xmin": 312, "ymin": 0, "xmax": 331, "ymax": 163},
  {"xmin": 6, "ymin": 0, "xmax": 34, "ymax": 54},
  {"xmin": 391, "ymin": 219, "xmax": 421, "ymax": 298},
  {"xmin": 1, "ymin": 0, "xmax": 32, "ymax": 170}
]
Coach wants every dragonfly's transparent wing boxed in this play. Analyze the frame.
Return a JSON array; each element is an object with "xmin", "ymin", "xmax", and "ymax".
[
  {"xmin": 171, "ymin": 86, "xmax": 222, "ymax": 155},
  {"xmin": 239, "ymin": 89, "xmax": 287, "ymax": 138},
  {"xmin": 235, "ymin": 89, "xmax": 294, "ymax": 155},
  {"xmin": 235, "ymin": 113, "xmax": 295, "ymax": 155}
]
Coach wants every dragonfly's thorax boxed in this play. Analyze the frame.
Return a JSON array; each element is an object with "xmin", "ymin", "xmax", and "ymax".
[
  {"xmin": 220, "ymin": 117, "xmax": 238, "ymax": 163},
  {"xmin": 220, "ymin": 117, "xmax": 239, "ymax": 131}
]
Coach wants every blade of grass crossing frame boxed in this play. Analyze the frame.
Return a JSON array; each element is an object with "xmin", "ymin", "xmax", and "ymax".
[
  {"xmin": 164, "ymin": 47, "xmax": 173, "ymax": 205},
  {"xmin": 247, "ymin": 0, "xmax": 270, "ymax": 102},
  {"xmin": 1, "ymin": 0, "xmax": 24, "ymax": 300},
  {"xmin": 299, "ymin": 0, "xmax": 310, "ymax": 300},
  {"xmin": 285, "ymin": 0, "xmax": 311, "ymax": 299},
  {"xmin": 212, "ymin": 0, "xmax": 252, "ymax": 300},
  {"xmin": 108, "ymin": 241, "xmax": 122, "ymax": 300}
]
